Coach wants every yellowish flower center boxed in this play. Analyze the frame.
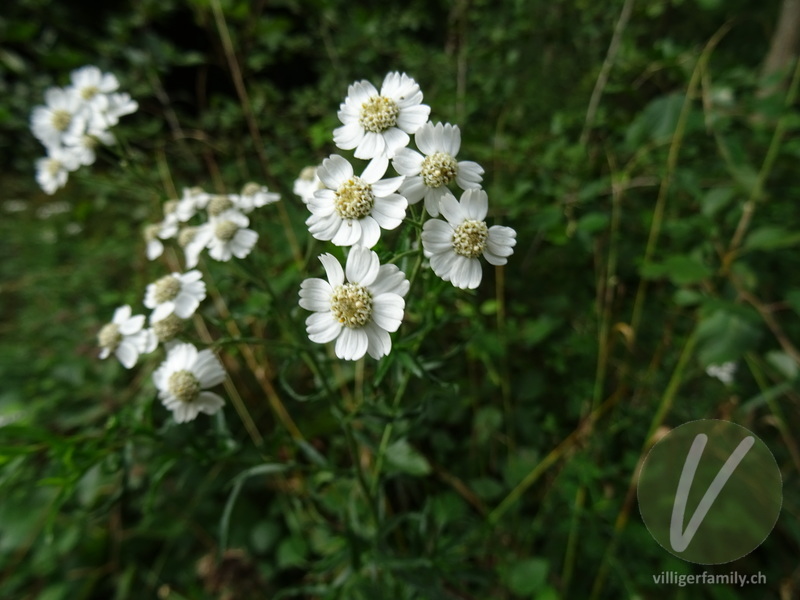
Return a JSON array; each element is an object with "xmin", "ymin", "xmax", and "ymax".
[
  {"xmin": 359, "ymin": 95, "xmax": 399, "ymax": 133},
  {"xmin": 334, "ymin": 177, "xmax": 374, "ymax": 220},
  {"xmin": 168, "ymin": 370, "xmax": 201, "ymax": 403},
  {"xmin": 330, "ymin": 283, "xmax": 373, "ymax": 328},
  {"xmin": 421, "ymin": 152, "xmax": 458, "ymax": 188},
  {"xmin": 98, "ymin": 322, "xmax": 122, "ymax": 351},
  {"xmin": 46, "ymin": 159, "xmax": 62, "ymax": 177},
  {"xmin": 52, "ymin": 110, "xmax": 72, "ymax": 132},
  {"xmin": 153, "ymin": 275, "xmax": 182, "ymax": 304},
  {"xmin": 452, "ymin": 219, "xmax": 488, "ymax": 258},
  {"xmin": 215, "ymin": 220, "xmax": 239, "ymax": 242},
  {"xmin": 241, "ymin": 182, "xmax": 261, "ymax": 197},
  {"xmin": 153, "ymin": 313, "xmax": 185, "ymax": 342},
  {"xmin": 208, "ymin": 195, "xmax": 233, "ymax": 217},
  {"xmin": 144, "ymin": 223, "xmax": 161, "ymax": 242},
  {"xmin": 80, "ymin": 85, "xmax": 99, "ymax": 100},
  {"xmin": 178, "ymin": 227, "xmax": 198, "ymax": 247},
  {"xmin": 163, "ymin": 199, "xmax": 179, "ymax": 215}
]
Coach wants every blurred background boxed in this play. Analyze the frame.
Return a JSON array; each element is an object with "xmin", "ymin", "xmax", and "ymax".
[{"xmin": 1, "ymin": 0, "xmax": 799, "ymax": 598}]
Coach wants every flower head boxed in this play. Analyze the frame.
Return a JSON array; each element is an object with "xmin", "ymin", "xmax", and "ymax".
[
  {"xmin": 306, "ymin": 154, "xmax": 407, "ymax": 248},
  {"xmin": 144, "ymin": 270, "xmax": 206, "ymax": 321},
  {"xmin": 393, "ymin": 122, "xmax": 484, "ymax": 217},
  {"xmin": 233, "ymin": 183, "xmax": 280, "ymax": 213},
  {"xmin": 292, "ymin": 166, "xmax": 324, "ymax": 205},
  {"xmin": 35, "ymin": 148, "xmax": 80, "ymax": 195},
  {"xmin": 299, "ymin": 246, "xmax": 410, "ymax": 360},
  {"xmin": 98, "ymin": 305, "xmax": 157, "ymax": 368},
  {"xmin": 333, "ymin": 72, "xmax": 430, "ymax": 159},
  {"xmin": 203, "ymin": 209, "xmax": 259, "ymax": 262},
  {"xmin": 421, "ymin": 189, "xmax": 516, "ymax": 289},
  {"xmin": 153, "ymin": 342, "xmax": 226, "ymax": 423}
]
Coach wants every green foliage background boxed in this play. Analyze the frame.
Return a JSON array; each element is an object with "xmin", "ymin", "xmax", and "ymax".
[{"xmin": 1, "ymin": 0, "xmax": 799, "ymax": 598}]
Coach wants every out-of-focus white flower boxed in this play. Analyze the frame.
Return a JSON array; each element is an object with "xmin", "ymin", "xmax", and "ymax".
[
  {"xmin": 233, "ymin": 182, "xmax": 280, "ymax": 213},
  {"xmin": 176, "ymin": 187, "xmax": 211, "ymax": 222},
  {"xmin": 421, "ymin": 189, "xmax": 516, "ymax": 289},
  {"xmin": 144, "ymin": 270, "xmax": 207, "ymax": 322},
  {"xmin": 62, "ymin": 116, "xmax": 115, "ymax": 166},
  {"xmin": 306, "ymin": 154, "xmax": 406, "ymax": 248},
  {"xmin": 98, "ymin": 305, "xmax": 157, "ymax": 368},
  {"xmin": 30, "ymin": 87, "xmax": 86, "ymax": 149},
  {"xmin": 333, "ymin": 72, "xmax": 430, "ymax": 160},
  {"xmin": 706, "ymin": 362, "xmax": 736, "ymax": 386},
  {"xmin": 69, "ymin": 65, "xmax": 119, "ymax": 112},
  {"xmin": 199, "ymin": 209, "xmax": 259, "ymax": 262},
  {"xmin": 293, "ymin": 166, "xmax": 324, "ymax": 205},
  {"xmin": 393, "ymin": 122, "xmax": 484, "ymax": 217},
  {"xmin": 35, "ymin": 148, "xmax": 80, "ymax": 195},
  {"xmin": 299, "ymin": 246, "xmax": 409, "ymax": 360},
  {"xmin": 153, "ymin": 342, "xmax": 226, "ymax": 423},
  {"xmin": 97, "ymin": 92, "xmax": 138, "ymax": 128}
]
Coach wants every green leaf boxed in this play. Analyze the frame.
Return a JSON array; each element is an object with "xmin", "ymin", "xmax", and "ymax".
[
  {"xmin": 744, "ymin": 227, "xmax": 800, "ymax": 251},
  {"xmin": 642, "ymin": 255, "xmax": 711, "ymax": 285},
  {"xmin": 696, "ymin": 310, "xmax": 761, "ymax": 367},
  {"xmin": 385, "ymin": 439, "xmax": 431, "ymax": 477},
  {"xmin": 765, "ymin": 350, "xmax": 799, "ymax": 380},
  {"xmin": 503, "ymin": 557, "xmax": 550, "ymax": 595},
  {"xmin": 700, "ymin": 187, "xmax": 736, "ymax": 218}
]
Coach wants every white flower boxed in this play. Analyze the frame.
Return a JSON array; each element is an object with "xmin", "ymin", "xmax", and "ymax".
[
  {"xmin": 98, "ymin": 305, "xmax": 157, "ymax": 368},
  {"xmin": 299, "ymin": 246, "xmax": 409, "ymax": 360},
  {"xmin": 233, "ymin": 182, "xmax": 280, "ymax": 213},
  {"xmin": 69, "ymin": 65, "xmax": 119, "ymax": 112},
  {"xmin": 30, "ymin": 87, "xmax": 86, "ymax": 149},
  {"xmin": 706, "ymin": 362, "xmax": 736, "ymax": 386},
  {"xmin": 176, "ymin": 187, "xmax": 211, "ymax": 222},
  {"xmin": 153, "ymin": 342, "xmax": 226, "ymax": 423},
  {"xmin": 62, "ymin": 115, "xmax": 115, "ymax": 167},
  {"xmin": 179, "ymin": 226, "xmax": 206, "ymax": 269},
  {"xmin": 35, "ymin": 148, "xmax": 80, "ymax": 195},
  {"xmin": 143, "ymin": 218, "xmax": 178, "ymax": 261},
  {"xmin": 292, "ymin": 165, "xmax": 323, "ymax": 205},
  {"xmin": 333, "ymin": 72, "xmax": 430, "ymax": 160},
  {"xmin": 421, "ymin": 189, "xmax": 516, "ymax": 289},
  {"xmin": 393, "ymin": 122, "xmax": 484, "ymax": 217},
  {"xmin": 144, "ymin": 270, "xmax": 207, "ymax": 321},
  {"xmin": 306, "ymin": 154, "xmax": 407, "ymax": 248},
  {"xmin": 197, "ymin": 209, "xmax": 259, "ymax": 262},
  {"xmin": 97, "ymin": 92, "xmax": 138, "ymax": 128}
]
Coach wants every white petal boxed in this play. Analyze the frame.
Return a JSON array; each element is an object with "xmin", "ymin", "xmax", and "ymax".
[
  {"xmin": 423, "ymin": 186, "xmax": 452, "ymax": 218},
  {"xmin": 333, "ymin": 123, "xmax": 363, "ymax": 150},
  {"xmin": 392, "ymin": 148, "xmax": 423, "ymax": 176},
  {"xmin": 173, "ymin": 293, "xmax": 199, "ymax": 319},
  {"xmin": 371, "ymin": 176, "xmax": 404, "ymax": 197},
  {"xmin": 307, "ymin": 311, "xmax": 342, "ymax": 344},
  {"xmin": 462, "ymin": 189, "xmax": 489, "ymax": 221},
  {"xmin": 442, "ymin": 123, "xmax": 461, "ymax": 156},
  {"xmin": 319, "ymin": 154, "xmax": 353, "ymax": 188},
  {"xmin": 335, "ymin": 327, "xmax": 368, "ymax": 361},
  {"xmin": 397, "ymin": 104, "xmax": 431, "ymax": 134},
  {"xmin": 439, "ymin": 194, "xmax": 467, "ymax": 225},
  {"xmin": 487, "ymin": 226, "xmax": 517, "ymax": 257},
  {"xmin": 361, "ymin": 155, "xmax": 389, "ymax": 183},
  {"xmin": 414, "ymin": 122, "xmax": 436, "ymax": 156},
  {"xmin": 194, "ymin": 349, "xmax": 226, "ymax": 387},
  {"xmin": 380, "ymin": 127, "xmax": 410, "ymax": 159},
  {"xmin": 450, "ymin": 256, "xmax": 481, "ymax": 289},
  {"xmin": 196, "ymin": 391, "xmax": 225, "ymax": 415},
  {"xmin": 370, "ymin": 264, "xmax": 410, "ymax": 298},
  {"xmin": 430, "ymin": 250, "xmax": 459, "ymax": 281},
  {"xmin": 318, "ymin": 253, "xmax": 344, "ymax": 287},
  {"xmin": 299, "ymin": 278, "xmax": 333, "ymax": 312},
  {"xmin": 331, "ymin": 218, "xmax": 362, "ymax": 246},
  {"xmin": 119, "ymin": 314, "xmax": 145, "ymax": 335},
  {"xmin": 370, "ymin": 195, "xmax": 407, "ymax": 230},
  {"xmin": 115, "ymin": 341, "xmax": 139, "ymax": 369},
  {"xmin": 152, "ymin": 302, "xmax": 174, "ymax": 322},
  {"xmin": 455, "ymin": 161, "xmax": 484, "ymax": 189},
  {"xmin": 358, "ymin": 216, "xmax": 381, "ymax": 248},
  {"xmin": 113, "ymin": 305, "xmax": 132, "ymax": 324},
  {"xmin": 307, "ymin": 213, "xmax": 342, "ymax": 241},
  {"xmin": 354, "ymin": 131, "xmax": 385, "ymax": 160},
  {"xmin": 371, "ymin": 293, "xmax": 405, "ymax": 332},
  {"xmin": 346, "ymin": 245, "xmax": 380, "ymax": 285},
  {"xmin": 364, "ymin": 321, "xmax": 392, "ymax": 359},
  {"xmin": 399, "ymin": 177, "xmax": 426, "ymax": 204}
]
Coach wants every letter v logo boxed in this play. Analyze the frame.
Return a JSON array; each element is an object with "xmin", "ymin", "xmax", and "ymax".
[{"xmin": 669, "ymin": 433, "xmax": 755, "ymax": 552}]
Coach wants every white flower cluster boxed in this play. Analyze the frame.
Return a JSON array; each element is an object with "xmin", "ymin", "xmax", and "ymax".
[
  {"xmin": 98, "ymin": 269, "xmax": 224, "ymax": 423},
  {"xmin": 143, "ymin": 183, "xmax": 278, "ymax": 267},
  {"xmin": 297, "ymin": 72, "xmax": 517, "ymax": 360},
  {"xmin": 30, "ymin": 65, "xmax": 137, "ymax": 194}
]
